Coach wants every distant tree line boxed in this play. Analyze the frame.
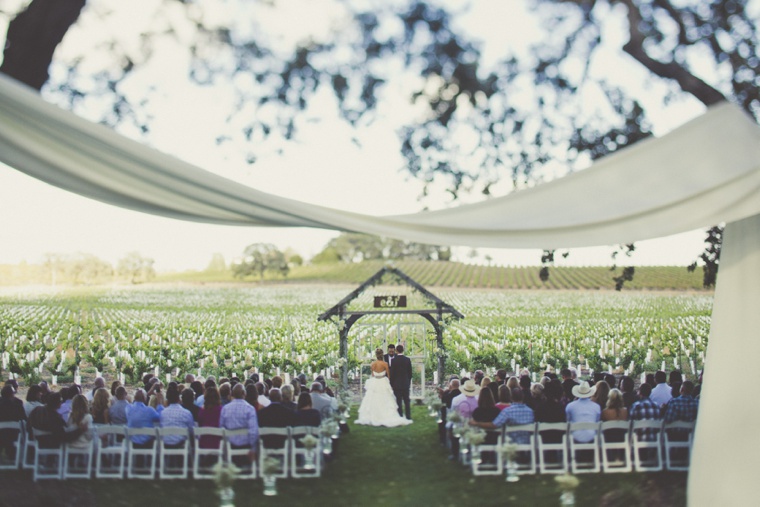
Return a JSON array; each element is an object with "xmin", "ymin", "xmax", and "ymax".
[
  {"xmin": 231, "ymin": 234, "xmax": 450, "ymax": 281},
  {"xmin": 0, "ymin": 251, "xmax": 156, "ymax": 286},
  {"xmin": 311, "ymin": 232, "xmax": 451, "ymax": 264}
]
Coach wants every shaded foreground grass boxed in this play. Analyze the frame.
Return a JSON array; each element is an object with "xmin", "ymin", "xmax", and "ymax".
[{"xmin": 0, "ymin": 405, "xmax": 686, "ymax": 507}]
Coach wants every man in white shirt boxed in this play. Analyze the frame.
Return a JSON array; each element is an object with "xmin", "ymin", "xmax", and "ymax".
[{"xmin": 650, "ymin": 371, "xmax": 673, "ymax": 408}]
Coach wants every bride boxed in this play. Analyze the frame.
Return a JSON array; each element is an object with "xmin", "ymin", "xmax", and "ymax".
[{"xmin": 355, "ymin": 348, "xmax": 413, "ymax": 427}]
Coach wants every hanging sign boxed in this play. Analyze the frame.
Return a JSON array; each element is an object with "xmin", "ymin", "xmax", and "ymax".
[{"xmin": 373, "ymin": 295, "xmax": 407, "ymax": 308}]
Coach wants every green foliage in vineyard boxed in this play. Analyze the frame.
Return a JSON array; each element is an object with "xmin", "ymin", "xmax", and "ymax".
[
  {"xmin": 199, "ymin": 260, "xmax": 711, "ymax": 291},
  {"xmin": 0, "ymin": 287, "xmax": 710, "ymax": 388}
]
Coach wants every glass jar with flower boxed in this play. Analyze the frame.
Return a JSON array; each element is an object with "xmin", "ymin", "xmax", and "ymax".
[{"xmin": 555, "ymin": 473, "xmax": 580, "ymax": 506}]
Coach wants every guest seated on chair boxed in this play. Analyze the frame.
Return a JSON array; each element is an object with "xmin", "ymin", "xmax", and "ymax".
[
  {"xmin": 126, "ymin": 389, "xmax": 160, "ymax": 448},
  {"xmin": 280, "ymin": 385, "xmax": 298, "ymax": 411},
  {"xmin": 0, "ymin": 384, "xmax": 26, "ymax": 460},
  {"xmin": 309, "ymin": 382, "xmax": 337, "ymax": 419},
  {"xmin": 91, "ymin": 388, "xmax": 111, "ymax": 424},
  {"xmin": 471, "ymin": 388, "xmax": 501, "ymax": 446},
  {"xmin": 535, "ymin": 380, "xmax": 566, "ymax": 424},
  {"xmin": 198, "ymin": 386, "xmax": 223, "ymax": 450},
  {"xmin": 160, "ymin": 387, "xmax": 194, "ymax": 447},
  {"xmin": 602, "ymin": 389, "xmax": 628, "ymax": 422},
  {"xmin": 295, "ymin": 393, "xmax": 321, "ymax": 427},
  {"xmin": 66, "ymin": 394, "xmax": 94, "ymax": 449},
  {"xmin": 220, "ymin": 384, "xmax": 259, "ymax": 465},
  {"xmin": 662, "ymin": 381, "xmax": 699, "ymax": 441},
  {"xmin": 470, "ymin": 388, "xmax": 535, "ymax": 444},
  {"xmin": 28, "ymin": 392, "xmax": 83, "ymax": 448},
  {"xmin": 23, "ymin": 385, "xmax": 44, "ymax": 418},
  {"xmin": 565, "ymin": 381, "xmax": 601, "ymax": 443},
  {"xmin": 258, "ymin": 388, "xmax": 298, "ymax": 449},
  {"xmin": 180, "ymin": 388, "xmax": 200, "ymax": 423},
  {"xmin": 108, "ymin": 386, "xmax": 131, "ymax": 425}
]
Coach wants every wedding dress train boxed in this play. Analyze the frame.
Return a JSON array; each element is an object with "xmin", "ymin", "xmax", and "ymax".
[{"xmin": 355, "ymin": 371, "xmax": 413, "ymax": 427}]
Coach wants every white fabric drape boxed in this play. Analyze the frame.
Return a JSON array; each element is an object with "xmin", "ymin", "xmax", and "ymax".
[
  {"xmin": 1, "ymin": 73, "xmax": 759, "ymax": 503},
  {"xmin": 2, "ymin": 73, "xmax": 760, "ymax": 248},
  {"xmin": 688, "ymin": 213, "xmax": 760, "ymax": 506}
]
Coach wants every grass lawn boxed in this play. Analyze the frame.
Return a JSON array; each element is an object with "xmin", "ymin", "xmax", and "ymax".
[{"xmin": 0, "ymin": 405, "xmax": 687, "ymax": 507}]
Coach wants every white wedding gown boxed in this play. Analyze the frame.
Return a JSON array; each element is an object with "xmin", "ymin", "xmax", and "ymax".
[{"xmin": 355, "ymin": 370, "xmax": 413, "ymax": 427}]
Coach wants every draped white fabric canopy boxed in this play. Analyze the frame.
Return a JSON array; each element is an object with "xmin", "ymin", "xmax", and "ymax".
[{"xmin": 1, "ymin": 73, "xmax": 759, "ymax": 504}]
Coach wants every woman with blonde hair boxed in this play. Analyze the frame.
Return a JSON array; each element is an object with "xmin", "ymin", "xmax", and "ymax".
[
  {"xmin": 91, "ymin": 388, "xmax": 111, "ymax": 424},
  {"xmin": 602, "ymin": 388, "xmax": 628, "ymax": 421},
  {"xmin": 505, "ymin": 376, "xmax": 519, "ymax": 391},
  {"xmin": 355, "ymin": 347, "xmax": 412, "ymax": 427},
  {"xmin": 592, "ymin": 380, "xmax": 610, "ymax": 410},
  {"xmin": 66, "ymin": 394, "xmax": 93, "ymax": 448}
]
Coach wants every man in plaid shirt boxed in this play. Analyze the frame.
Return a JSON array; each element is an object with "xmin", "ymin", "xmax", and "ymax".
[
  {"xmin": 470, "ymin": 388, "xmax": 534, "ymax": 444},
  {"xmin": 220, "ymin": 384, "xmax": 259, "ymax": 462},
  {"xmin": 629, "ymin": 383, "xmax": 661, "ymax": 442},
  {"xmin": 662, "ymin": 381, "xmax": 698, "ymax": 441},
  {"xmin": 663, "ymin": 381, "xmax": 699, "ymax": 422},
  {"xmin": 159, "ymin": 388, "xmax": 194, "ymax": 446}
]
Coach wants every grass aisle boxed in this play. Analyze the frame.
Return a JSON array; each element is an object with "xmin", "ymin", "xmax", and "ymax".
[{"xmin": 0, "ymin": 405, "xmax": 686, "ymax": 507}]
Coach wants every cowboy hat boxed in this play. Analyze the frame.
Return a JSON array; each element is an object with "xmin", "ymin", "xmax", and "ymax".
[
  {"xmin": 572, "ymin": 380, "xmax": 596, "ymax": 399},
  {"xmin": 461, "ymin": 379, "xmax": 480, "ymax": 397}
]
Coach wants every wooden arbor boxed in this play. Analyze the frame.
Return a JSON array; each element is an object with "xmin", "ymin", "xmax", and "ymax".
[{"xmin": 318, "ymin": 266, "xmax": 464, "ymax": 388}]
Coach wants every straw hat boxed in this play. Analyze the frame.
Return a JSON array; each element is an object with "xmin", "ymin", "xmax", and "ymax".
[
  {"xmin": 572, "ymin": 381, "xmax": 596, "ymax": 399},
  {"xmin": 461, "ymin": 379, "xmax": 480, "ymax": 397}
]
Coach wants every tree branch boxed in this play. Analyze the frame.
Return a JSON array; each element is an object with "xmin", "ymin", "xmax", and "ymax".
[{"xmin": 619, "ymin": 0, "xmax": 725, "ymax": 106}]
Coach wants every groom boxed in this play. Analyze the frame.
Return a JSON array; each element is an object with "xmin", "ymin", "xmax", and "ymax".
[{"xmin": 390, "ymin": 344, "xmax": 412, "ymax": 420}]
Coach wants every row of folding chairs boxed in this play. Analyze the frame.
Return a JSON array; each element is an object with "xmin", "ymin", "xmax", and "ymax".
[
  {"xmin": 462, "ymin": 419, "xmax": 695, "ymax": 476},
  {"xmin": 0, "ymin": 421, "xmax": 325, "ymax": 481}
]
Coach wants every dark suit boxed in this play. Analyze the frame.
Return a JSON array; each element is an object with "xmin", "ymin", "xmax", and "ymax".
[
  {"xmin": 390, "ymin": 353, "xmax": 412, "ymax": 419},
  {"xmin": 383, "ymin": 354, "xmax": 395, "ymax": 366},
  {"xmin": 258, "ymin": 402, "xmax": 298, "ymax": 448}
]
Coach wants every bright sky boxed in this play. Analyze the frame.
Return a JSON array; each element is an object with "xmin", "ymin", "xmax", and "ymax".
[{"xmin": 0, "ymin": 0, "xmax": 711, "ymax": 272}]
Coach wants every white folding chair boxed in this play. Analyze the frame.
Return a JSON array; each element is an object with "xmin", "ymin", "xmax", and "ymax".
[
  {"xmin": 290, "ymin": 425, "xmax": 321, "ymax": 478},
  {"xmin": 536, "ymin": 422, "xmax": 568, "ymax": 474},
  {"xmin": 259, "ymin": 427, "xmax": 290, "ymax": 479},
  {"xmin": 470, "ymin": 427, "xmax": 503, "ymax": 476},
  {"xmin": 95, "ymin": 425, "xmax": 127, "ymax": 478},
  {"xmin": 193, "ymin": 427, "xmax": 225, "ymax": 479},
  {"xmin": 63, "ymin": 437, "xmax": 94, "ymax": 479},
  {"xmin": 31, "ymin": 429, "xmax": 63, "ymax": 480},
  {"xmin": 631, "ymin": 419, "xmax": 663, "ymax": 472},
  {"xmin": 568, "ymin": 421, "xmax": 601, "ymax": 473},
  {"xmin": 600, "ymin": 420, "xmax": 632, "ymax": 473},
  {"xmin": 663, "ymin": 420, "xmax": 695, "ymax": 471},
  {"xmin": 224, "ymin": 428, "xmax": 257, "ymax": 479},
  {"xmin": 126, "ymin": 426, "xmax": 158, "ymax": 479},
  {"xmin": 23, "ymin": 422, "xmax": 36, "ymax": 470},
  {"xmin": 158, "ymin": 426, "xmax": 191, "ymax": 479},
  {"xmin": 0, "ymin": 420, "xmax": 24, "ymax": 470},
  {"xmin": 503, "ymin": 424, "xmax": 536, "ymax": 475}
]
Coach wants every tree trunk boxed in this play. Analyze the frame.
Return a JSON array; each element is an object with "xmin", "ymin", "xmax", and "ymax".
[{"xmin": 0, "ymin": 0, "xmax": 86, "ymax": 90}]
